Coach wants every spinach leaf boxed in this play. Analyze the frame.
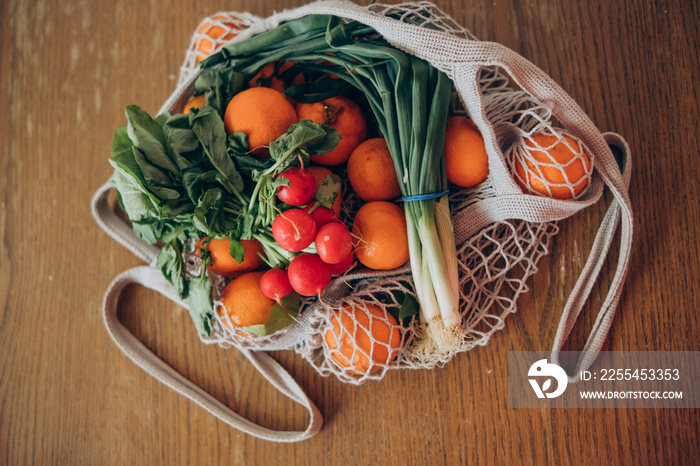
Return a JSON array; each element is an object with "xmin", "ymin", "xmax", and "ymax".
[
  {"xmin": 190, "ymin": 106, "xmax": 245, "ymax": 194},
  {"xmin": 185, "ymin": 274, "xmax": 214, "ymax": 337},
  {"xmin": 194, "ymin": 68, "xmax": 245, "ymax": 116},
  {"xmin": 193, "ymin": 188, "xmax": 224, "ymax": 235},
  {"xmin": 226, "ymin": 131, "xmax": 249, "ymax": 156},
  {"xmin": 270, "ymin": 119, "xmax": 340, "ymax": 157},
  {"xmin": 163, "ymin": 113, "xmax": 202, "ymax": 170},
  {"xmin": 132, "ymin": 147, "xmax": 180, "ymax": 200},
  {"xmin": 156, "ymin": 239, "xmax": 186, "ymax": 297},
  {"xmin": 109, "ymin": 160, "xmax": 160, "ymax": 222},
  {"xmin": 125, "ymin": 105, "xmax": 179, "ymax": 175},
  {"xmin": 182, "ymin": 168, "xmax": 220, "ymax": 204}
]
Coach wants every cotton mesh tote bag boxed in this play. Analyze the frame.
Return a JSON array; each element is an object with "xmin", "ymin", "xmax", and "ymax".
[{"xmin": 92, "ymin": 0, "xmax": 633, "ymax": 441}]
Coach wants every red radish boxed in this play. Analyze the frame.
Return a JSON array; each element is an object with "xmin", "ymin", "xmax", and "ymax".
[
  {"xmin": 271, "ymin": 208, "xmax": 317, "ymax": 252},
  {"xmin": 287, "ymin": 253, "xmax": 332, "ymax": 296},
  {"xmin": 304, "ymin": 204, "xmax": 337, "ymax": 229},
  {"xmin": 260, "ymin": 268, "xmax": 294, "ymax": 302},
  {"xmin": 329, "ymin": 251, "xmax": 356, "ymax": 276},
  {"xmin": 315, "ymin": 222, "xmax": 353, "ymax": 264},
  {"xmin": 277, "ymin": 167, "xmax": 317, "ymax": 206}
]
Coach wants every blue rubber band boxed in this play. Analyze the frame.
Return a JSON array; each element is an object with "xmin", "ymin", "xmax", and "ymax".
[{"xmin": 401, "ymin": 189, "xmax": 450, "ymax": 202}]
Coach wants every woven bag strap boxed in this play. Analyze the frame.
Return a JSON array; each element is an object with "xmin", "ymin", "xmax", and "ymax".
[
  {"xmin": 549, "ymin": 132, "xmax": 632, "ymax": 381},
  {"xmin": 102, "ymin": 265, "xmax": 323, "ymax": 442}
]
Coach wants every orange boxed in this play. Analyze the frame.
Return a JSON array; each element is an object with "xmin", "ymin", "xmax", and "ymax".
[
  {"xmin": 351, "ymin": 201, "xmax": 409, "ymax": 270},
  {"xmin": 217, "ymin": 271, "xmax": 275, "ymax": 329},
  {"xmin": 195, "ymin": 14, "xmax": 243, "ymax": 63},
  {"xmin": 296, "ymin": 96, "xmax": 367, "ymax": 166},
  {"xmin": 223, "ymin": 87, "xmax": 298, "ymax": 156},
  {"xmin": 324, "ymin": 302, "xmax": 401, "ymax": 374},
  {"xmin": 444, "ymin": 116, "xmax": 490, "ymax": 188},
  {"xmin": 347, "ymin": 138, "xmax": 402, "ymax": 201},
  {"xmin": 182, "ymin": 94, "xmax": 206, "ymax": 115},
  {"xmin": 306, "ymin": 165, "xmax": 342, "ymax": 216},
  {"xmin": 197, "ymin": 237, "xmax": 265, "ymax": 278},
  {"xmin": 248, "ymin": 61, "xmax": 305, "ymax": 94},
  {"xmin": 514, "ymin": 133, "xmax": 592, "ymax": 199}
]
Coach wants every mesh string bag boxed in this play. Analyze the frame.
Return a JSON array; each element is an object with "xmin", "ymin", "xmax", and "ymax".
[{"xmin": 93, "ymin": 0, "xmax": 633, "ymax": 439}]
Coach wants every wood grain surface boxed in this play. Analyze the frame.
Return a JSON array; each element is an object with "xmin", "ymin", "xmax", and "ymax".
[{"xmin": 1, "ymin": 0, "xmax": 698, "ymax": 464}]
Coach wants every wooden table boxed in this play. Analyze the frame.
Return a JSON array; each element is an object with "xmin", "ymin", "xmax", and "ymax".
[{"xmin": 2, "ymin": 0, "xmax": 698, "ymax": 464}]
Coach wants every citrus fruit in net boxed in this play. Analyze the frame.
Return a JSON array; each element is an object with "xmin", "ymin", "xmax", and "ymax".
[
  {"xmin": 324, "ymin": 302, "xmax": 402, "ymax": 375},
  {"xmin": 347, "ymin": 138, "xmax": 402, "ymax": 201},
  {"xmin": 351, "ymin": 201, "xmax": 409, "ymax": 270},
  {"xmin": 514, "ymin": 132, "xmax": 592, "ymax": 199},
  {"xmin": 296, "ymin": 96, "xmax": 367, "ymax": 166},
  {"xmin": 217, "ymin": 271, "xmax": 275, "ymax": 329},
  {"xmin": 444, "ymin": 116, "xmax": 490, "ymax": 188},
  {"xmin": 195, "ymin": 14, "xmax": 243, "ymax": 63},
  {"xmin": 224, "ymin": 87, "xmax": 297, "ymax": 156}
]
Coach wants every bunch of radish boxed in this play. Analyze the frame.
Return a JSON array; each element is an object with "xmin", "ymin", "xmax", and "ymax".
[{"xmin": 261, "ymin": 165, "xmax": 355, "ymax": 302}]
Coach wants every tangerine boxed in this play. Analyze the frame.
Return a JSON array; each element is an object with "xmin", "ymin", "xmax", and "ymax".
[
  {"xmin": 197, "ymin": 237, "xmax": 265, "ymax": 278},
  {"xmin": 218, "ymin": 271, "xmax": 275, "ymax": 329},
  {"xmin": 514, "ymin": 133, "xmax": 592, "ymax": 199},
  {"xmin": 296, "ymin": 96, "xmax": 367, "ymax": 166},
  {"xmin": 182, "ymin": 94, "xmax": 207, "ymax": 115},
  {"xmin": 324, "ymin": 302, "xmax": 401, "ymax": 375},
  {"xmin": 444, "ymin": 116, "xmax": 490, "ymax": 188},
  {"xmin": 223, "ymin": 87, "xmax": 298, "ymax": 156},
  {"xmin": 347, "ymin": 138, "xmax": 402, "ymax": 201},
  {"xmin": 351, "ymin": 201, "xmax": 409, "ymax": 270},
  {"xmin": 195, "ymin": 14, "xmax": 243, "ymax": 63}
]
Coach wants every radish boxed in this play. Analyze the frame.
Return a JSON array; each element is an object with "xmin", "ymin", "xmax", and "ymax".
[
  {"xmin": 277, "ymin": 167, "xmax": 317, "ymax": 206},
  {"xmin": 303, "ymin": 204, "xmax": 337, "ymax": 229},
  {"xmin": 315, "ymin": 222, "xmax": 353, "ymax": 264},
  {"xmin": 260, "ymin": 268, "xmax": 294, "ymax": 302},
  {"xmin": 329, "ymin": 251, "xmax": 356, "ymax": 276},
  {"xmin": 271, "ymin": 208, "xmax": 317, "ymax": 252},
  {"xmin": 287, "ymin": 253, "xmax": 331, "ymax": 296}
]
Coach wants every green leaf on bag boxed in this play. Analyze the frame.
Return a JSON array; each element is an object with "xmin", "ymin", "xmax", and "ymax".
[
  {"xmin": 398, "ymin": 293, "xmax": 419, "ymax": 321},
  {"xmin": 385, "ymin": 290, "xmax": 420, "ymax": 324},
  {"xmin": 156, "ymin": 239, "xmax": 186, "ymax": 297},
  {"xmin": 242, "ymin": 292, "xmax": 302, "ymax": 336},
  {"xmin": 185, "ymin": 275, "xmax": 214, "ymax": 337}
]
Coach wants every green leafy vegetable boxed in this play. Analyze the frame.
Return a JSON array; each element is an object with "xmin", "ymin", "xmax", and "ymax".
[{"xmin": 185, "ymin": 274, "xmax": 214, "ymax": 337}]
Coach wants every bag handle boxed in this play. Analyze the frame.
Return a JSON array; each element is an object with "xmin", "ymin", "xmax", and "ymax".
[
  {"xmin": 91, "ymin": 181, "xmax": 160, "ymax": 264},
  {"xmin": 550, "ymin": 133, "xmax": 632, "ymax": 381},
  {"xmin": 102, "ymin": 266, "xmax": 323, "ymax": 442}
]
